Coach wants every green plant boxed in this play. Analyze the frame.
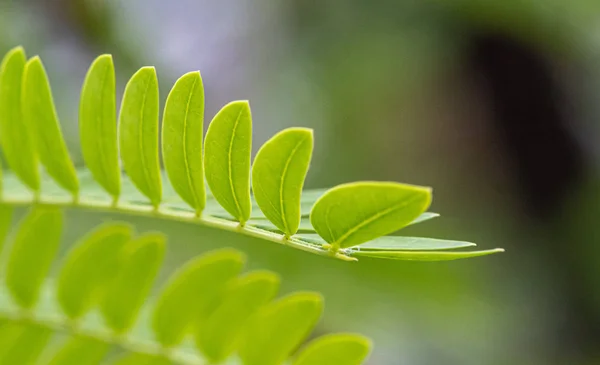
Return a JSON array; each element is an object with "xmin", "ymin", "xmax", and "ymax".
[
  {"xmin": 0, "ymin": 207, "xmax": 371, "ymax": 365},
  {"xmin": 0, "ymin": 46, "xmax": 503, "ymax": 262}
]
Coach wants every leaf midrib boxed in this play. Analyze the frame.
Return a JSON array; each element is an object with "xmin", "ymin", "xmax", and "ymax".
[
  {"xmin": 137, "ymin": 73, "xmax": 154, "ymax": 203},
  {"xmin": 181, "ymin": 76, "xmax": 200, "ymax": 210},
  {"xmin": 278, "ymin": 135, "xmax": 308, "ymax": 235},
  {"xmin": 227, "ymin": 107, "xmax": 244, "ymax": 222}
]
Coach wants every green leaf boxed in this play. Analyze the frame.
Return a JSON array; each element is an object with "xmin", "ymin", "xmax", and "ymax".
[
  {"xmin": 293, "ymin": 333, "xmax": 372, "ymax": 365},
  {"xmin": 310, "ymin": 182, "xmax": 432, "ymax": 250},
  {"xmin": 409, "ymin": 212, "xmax": 439, "ymax": 225},
  {"xmin": 252, "ymin": 127, "xmax": 314, "ymax": 237},
  {"xmin": 0, "ymin": 46, "xmax": 39, "ymax": 192},
  {"xmin": 101, "ymin": 233, "xmax": 165, "ymax": 333},
  {"xmin": 352, "ymin": 248, "xmax": 505, "ymax": 261},
  {"xmin": 57, "ymin": 223, "xmax": 132, "ymax": 318},
  {"xmin": 47, "ymin": 336, "xmax": 109, "ymax": 365},
  {"xmin": 6, "ymin": 207, "xmax": 62, "ymax": 308},
  {"xmin": 112, "ymin": 354, "xmax": 171, "ymax": 365},
  {"xmin": 356, "ymin": 236, "xmax": 476, "ymax": 251},
  {"xmin": 119, "ymin": 66, "xmax": 162, "ymax": 207},
  {"xmin": 204, "ymin": 100, "xmax": 252, "ymax": 224},
  {"xmin": 238, "ymin": 292, "xmax": 323, "ymax": 365},
  {"xmin": 152, "ymin": 248, "xmax": 245, "ymax": 347},
  {"xmin": 196, "ymin": 270, "xmax": 280, "ymax": 363},
  {"xmin": 162, "ymin": 71, "xmax": 206, "ymax": 215},
  {"xmin": 0, "ymin": 205, "xmax": 13, "ymax": 255},
  {"xmin": 0, "ymin": 323, "xmax": 51, "ymax": 364},
  {"xmin": 22, "ymin": 56, "xmax": 79, "ymax": 195},
  {"xmin": 79, "ymin": 54, "xmax": 121, "ymax": 199}
]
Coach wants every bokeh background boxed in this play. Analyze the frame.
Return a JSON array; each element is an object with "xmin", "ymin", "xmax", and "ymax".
[{"xmin": 2, "ymin": 1, "xmax": 600, "ymax": 364}]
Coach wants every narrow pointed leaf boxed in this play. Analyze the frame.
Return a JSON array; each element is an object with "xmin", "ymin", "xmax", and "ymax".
[
  {"xmin": 252, "ymin": 128, "xmax": 313, "ymax": 237},
  {"xmin": 196, "ymin": 270, "xmax": 280, "ymax": 363},
  {"xmin": 356, "ymin": 236, "xmax": 476, "ymax": 251},
  {"xmin": 152, "ymin": 248, "xmax": 245, "ymax": 347},
  {"xmin": 119, "ymin": 67, "xmax": 162, "ymax": 207},
  {"xmin": 204, "ymin": 100, "xmax": 252, "ymax": 224},
  {"xmin": 162, "ymin": 71, "xmax": 206, "ymax": 215},
  {"xmin": 22, "ymin": 56, "xmax": 79, "ymax": 194},
  {"xmin": 6, "ymin": 207, "xmax": 63, "ymax": 308},
  {"xmin": 238, "ymin": 292, "xmax": 324, "ymax": 365},
  {"xmin": 409, "ymin": 212, "xmax": 439, "ymax": 225},
  {"xmin": 101, "ymin": 233, "xmax": 165, "ymax": 332},
  {"xmin": 293, "ymin": 333, "xmax": 372, "ymax": 365},
  {"xmin": 352, "ymin": 248, "xmax": 505, "ymax": 261},
  {"xmin": 57, "ymin": 223, "xmax": 132, "ymax": 318},
  {"xmin": 80, "ymin": 54, "xmax": 120, "ymax": 199},
  {"xmin": 0, "ymin": 205, "xmax": 13, "ymax": 255},
  {"xmin": 0, "ymin": 47, "xmax": 39, "ymax": 191},
  {"xmin": 310, "ymin": 182, "xmax": 432, "ymax": 249},
  {"xmin": 0, "ymin": 323, "xmax": 51, "ymax": 364},
  {"xmin": 47, "ymin": 336, "xmax": 109, "ymax": 365}
]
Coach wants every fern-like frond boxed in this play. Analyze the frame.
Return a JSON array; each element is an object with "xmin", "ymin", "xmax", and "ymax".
[
  {"xmin": 0, "ymin": 207, "xmax": 372, "ymax": 365},
  {"xmin": 0, "ymin": 46, "xmax": 504, "ymax": 261}
]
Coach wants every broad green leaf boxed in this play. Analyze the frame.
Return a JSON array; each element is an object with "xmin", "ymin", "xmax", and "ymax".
[
  {"xmin": 101, "ymin": 233, "xmax": 165, "ymax": 333},
  {"xmin": 6, "ymin": 207, "xmax": 62, "ymax": 308},
  {"xmin": 351, "ymin": 248, "xmax": 505, "ymax": 261},
  {"xmin": 310, "ymin": 182, "xmax": 432, "ymax": 249},
  {"xmin": 0, "ymin": 205, "xmax": 12, "ymax": 255},
  {"xmin": 80, "ymin": 54, "xmax": 121, "ymax": 199},
  {"xmin": 119, "ymin": 66, "xmax": 162, "ymax": 207},
  {"xmin": 152, "ymin": 248, "xmax": 245, "ymax": 347},
  {"xmin": 356, "ymin": 236, "xmax": 475, "ymax": 251},
  {"xmin": 162, "ymin": 71, "xmax": 206, "ymax": 215},
  {"xmin": 0, "ymin": 46, "xmax": 39, "ymax": 191},
  {"xmin": 57, "ymin": 223, "xmax": 132, "ymax": 318},
  {"xmin": 196, "ymin": 270, "xmax": 280, "ymax": 363},
  {"xmin": 238, "ymin": 292, "xmax": 323, "ymax": 365},
  {"xmin": 22, "ymin": 56, "xmax": 79, "ymax": 195},
  {"xmin": 0, "ymin": 323, "xmax": 51, "ymax": 364},
  {"xmin": 293, "ymin": 333, "xmax": 372, "ymax": 365},
  {"xmin": 204, "ymin": 100, "xmax": 252, "ymax": 224},
  {"xmin": 112, "ymin": 354, "xmax": 171, "ymax": 365},
  {"xmin": 252, "ymin": 128, "xmax": 313, "ymax": 237},
  {"xmin": 47, "ymin": 336, "xmax": 109, "ymax": 365}
]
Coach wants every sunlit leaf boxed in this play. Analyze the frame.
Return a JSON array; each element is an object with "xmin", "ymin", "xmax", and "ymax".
[
  {"xmin": 57, "ymin": 223, "xmax": 132, "ymax": 318},
  {"xmin": 204, "ymin": 100, "xmax": 252, "ymax": 224},
  {"xmin": 357, "ymin": 236, "xmax": 475, "ymax": 251},
  {"xmin": 152, "ymin": 248, "xmax": 245, "ymax": 347},
  {"xmin": 238, "ymin": 292, "xmax": 323, "ymax": 365},
  {"xmin": 162, "ymin": 71, "xmax": 206, "ymax": 215},
  {"xmin": 0, "ymin": 46, "xmax": 39, "ymax": 191},
  {"xmin": 196, "ymin": 270, "xmax": 280, "ymax": 363},
  {"xmin": 101, "ymin": 233, "xmax": 165, "ymax": 332},
  {"xmin": 310, "ymin": 182, "xmax": 431, "ymax": 249},
  {"xmin": 293, "ymin": 333, "xmax": 372, "ymax": 365},
  {"xmin": 0, "ymin": 205, "xmax": 12, "ymax": 255},
  {"xmin": 112, "ymin": 354, "xmax": 171, "ymax": 365},
  {"xmin": 119, "ymin": 66, "xmax": 162, "ymax": 207},
  {"xmin": 80, "ymin": 54, "xmax": 121, "ymax": 199},
  {"xmin": 6, "ymin": 207, "xmax": 62, "ymax": 308},
  {"xmin": 352, "ymin": 248, "xmax": 505, "ymax": 261},
  {"xmin": 252, "ymin": 128, "xmax": 313, "ymax": 237},
  {"xmin": 22, "ymin": 56, "xmax": 79, "ymax": 195},
  {"xmin": 0, "ymin": 323, "xmax": 51, "ymax": 364}
]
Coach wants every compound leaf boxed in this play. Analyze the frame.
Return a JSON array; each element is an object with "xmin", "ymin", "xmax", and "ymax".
[
  {"xmin": 119, "ymin": 66, "xmax": 162, "ymax": 207},
  {"xmin": 310, "ymin": 182, "xmax": 431, "ymax": 249},
  {"xmin": 22, "ymin": 56, "xmax": 79, "ymax": 195},
  {"xmin": 204, "ymin": 100, "xmax": 252, "ymax": 224},
  {"xmin": 252, "ymin": 127, "xmax": 313, "ymax": 237},
  {"xmin": 162, "ymin": 71, "xmax": 206, "ymax": 215},
  {"xmin": 79, "ymin": 54, "xmax": 120, "ymax": 199}
]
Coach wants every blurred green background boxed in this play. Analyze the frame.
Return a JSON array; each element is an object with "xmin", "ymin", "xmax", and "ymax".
[{"xmin": 2, "ymin": 0, "xmax": 600, "ymax": 364}]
